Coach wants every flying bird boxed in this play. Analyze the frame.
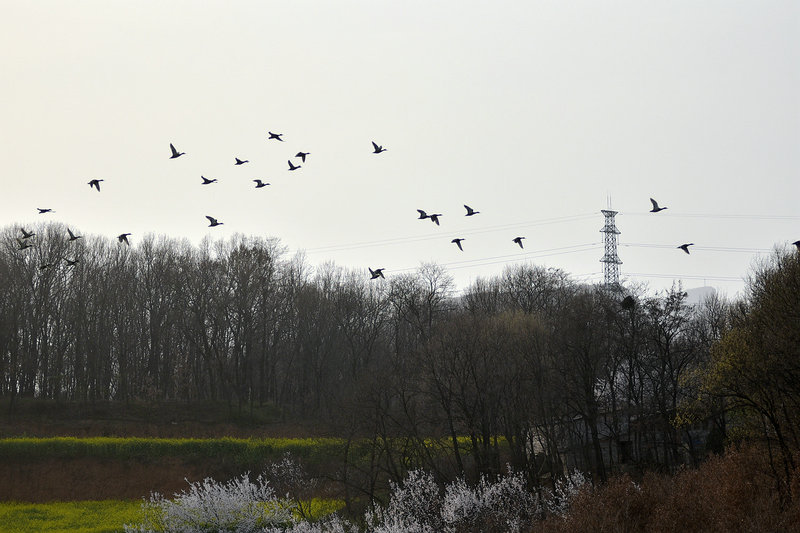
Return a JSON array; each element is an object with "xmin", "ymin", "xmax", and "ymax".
[
  {"xmin": 513, "ymin": 237, "xmax": 526, "ymax": 249},
  {"xmin": 649, "ymin": 198, "xmax": 668, "ymax": 213},
  {"xmin": 206, "ymin": 216, "xmax": 223, "ymax": 227},
  {"xmin": 65, "ymin": 258, "xmax": 79, "ymax": 267},
  {"xmin": 287, "ymin": 160, "xmax": 301, "ymax": 171},
  {"xmin": 37, "ymin": 208, "xmax": 54, "ymax": 214},
  {"xmin": 372, "ymin": 141, "xmax": 386, "ymax": 154},
  {"xmin": 67, "ymin": 228, "xmax": 82, "ymax": 242},
  {"xmin": 429, "ymin": 214, "xmax": 442, "ymax": 226},
  {"xmin": 234, "ymin": 158, "xmax": 249, "ymax": 165},
  {"xmin": 16, "ymin": 238, "xmax": 33, "ymax": 251},
  {"xmin": 88, "ymin": 179, "xmax": 104, "ymax": 191},
  {"xmin": 295, "ymin": 152, "xmax": 309, "ymax": 162},
  {"xmin": 416, "ymin": 209, "xmax": 429, "ymax": 220},
  {"xmin": 118, "ymin": 233, "xmax": 132, "ymax": 245},
  {"xmin": 253, "ymin": 180, "xmax": 270, "ymax": 188},
  {"xmin": 678, "ymin": 243, "xmax": 694, "ymax": 254},
  {"xmin": 20, "ymin": 228, "xmax": 35, "ymax": 239},
  {"xmin": 369, "ymin": 267, "xmax": 385, "ymax": 280},
  {"xmin": 464, "ymin": 205, "xmax": 480, "ymax": 216},
  {"xmin": 169, "ymin": 143, "xmax": 185, "ymax": 159},
  {"xmin": 268, "ymin": 132, "xmax": 284, "ymax": 141},
  {"xmin": 201, "ymin": 176, "xmax": 218, "ymax": 185},
  {"xmin": 451, "ymin": 238, "xmax": 465, "ymax": 251}
]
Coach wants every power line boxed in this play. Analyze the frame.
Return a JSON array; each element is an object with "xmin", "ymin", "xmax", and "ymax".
[
  {"xmin": 622, "ymin": 243, "xmax": 773, "ymax": 253},
  {"xmin": 624, "ymin": 211, "xmax": 800, "ymax": 221},
  {"xmin": 624, "ymin": 272, "xmax": 743, "ymax": 282},
  {"xmin": 302, "ymin": 212, "xmax": 598, "ymax": 255},
  {"xmin": 388, "ymin": 243, "xmax": 602, "ymax": 274}
]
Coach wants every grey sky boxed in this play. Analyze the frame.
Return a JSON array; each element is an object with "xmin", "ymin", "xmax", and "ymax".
[{"xmin": 2, "ymin": 1, "xmax": 798, "ymax": 297}]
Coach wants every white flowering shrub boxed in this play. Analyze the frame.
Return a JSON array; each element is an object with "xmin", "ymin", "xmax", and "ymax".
[
  {"xmin": 543, "ymin": 470, "xmax": 589, "ymax": 517},
  {"xmin": 124, "ymin": 473, "xmax": 295, "ymax": 533},
  {"xmin": 124, "ymin": 461, "xmax": 588, "ymax": 533},
  {"xmin": 440, "ymin": 470, "xmax": 541, "ymax": 532},
  {"xmin": 366, "ymin": 470, "xmax": 444, "ymax": 533}
]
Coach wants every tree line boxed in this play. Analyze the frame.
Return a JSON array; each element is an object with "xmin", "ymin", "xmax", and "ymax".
[{"xmin": 1, "ymin": 222, "xmax": 798, "ymax": 500}]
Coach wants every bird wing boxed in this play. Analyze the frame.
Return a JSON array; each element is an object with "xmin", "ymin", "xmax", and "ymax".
[
  {"xmin": 68, "ymin": 229, "xmax": 75, "ymax": 239},
  {"xmin": 650, "ymin": 198, "xmax": 659, "ymax": 209},
  {"xmin": 464, "ymin": 205, "xmax": 473, "ymax": 214},
  {"xmin": 170, "ymin": 143, "xmax": 178, "ymax": 156},
  {"xmin": 206, "ymin": 216, "xmax": 216, "ymax": 224},
  {"xmin": 417, "ymin": 209, "xmax": 427, "ymax": 218}
]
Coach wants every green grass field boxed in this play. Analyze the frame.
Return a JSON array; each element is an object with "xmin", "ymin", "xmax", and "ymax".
[
  {"xmin": 0, "ymin": 500, "xmax": 141, "ymax": 533},
  {"xmin": 0, "ymin": 499, "xmax": 344, "ymax": 532}
]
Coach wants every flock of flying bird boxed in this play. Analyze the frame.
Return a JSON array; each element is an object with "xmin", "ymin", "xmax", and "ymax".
[
  {"xmin": 10, "ymin": 135, "xmax": 401, "ymax": 274},
  {"xmin": 11, "ymin": 137, "xmax": 799, "ymax": 277}
]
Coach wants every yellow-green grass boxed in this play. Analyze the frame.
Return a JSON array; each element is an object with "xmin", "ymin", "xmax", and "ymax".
[
  {"xmin": 0, "ymin": 437, "xmax": 365, "ymax": 466},
  {"xmin": 0, "ymin": 499, "xmax": 345, "ymax": 532},
  {"xmin": 0, "ymin": 500, "xmax": 141, "ymax": 533}
]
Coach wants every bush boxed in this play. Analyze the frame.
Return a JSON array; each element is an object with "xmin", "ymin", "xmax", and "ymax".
[
  {"xmin": 124, "ymin": 474, "xmax": 295, "ymax": 533},
  {"xmin": 538, "ymin": 448, "xmax": 800, "ymax": 533}
]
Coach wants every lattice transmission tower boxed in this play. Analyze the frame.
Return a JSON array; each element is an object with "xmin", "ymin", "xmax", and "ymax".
[{"xmin": 600, "ymin": 209, "xmax": 622, "ymax": 290}]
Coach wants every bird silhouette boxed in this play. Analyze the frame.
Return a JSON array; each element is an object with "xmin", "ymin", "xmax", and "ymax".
[
  {"xmin": 451, "ymin": 238, "xmax": 465, "ymax": 251},
  {"xmin": 20, "ymin": 228, "xmax": 35, "ymax": 239},
  {"xmin": 295, "ymin": 152, "xmax": 309, "ymax": 162},
  {"xmin": 253, "ymin": 180, "xmax": 270, "ymax": 188},
  {"xmin": 235, "ymin": 158, "xmax": 249, "ymax": 165},
  {"xmin": 429, "ymin": 214, "xmax": 443, "ymax": 226},
  {"xmin": 37, "ymin": 208, "xmax": 54, "ymax": 214},
  {"xmin": 793, "ymin": 240, "xmax": 800, "ymax": 251},
  {"xmin": 67, "ymin": 228, "xmax": 82, "ymax": 242},
  {"xmin": 65, "ymin": 258, "xmax": 79, "ymax": 267},
  {"xmin": 206, "ymin": 216, "xmax": 223, "ymax": 227},
  {"xmin": 287, "ymin": 160, "xmax": 301, "ymax": 171},
  {"xmin": 16, "ymin": 238, "xmax": 33, "ymax": 251},
  {"xmin": 678, "ymin": 243, "xmax": 694, "ymax": 254},
  {"xmin": 513, "ymin": 236, "xmax": 526, "ymax": 249},
  {"xmin": 369, "ymin": 267, "xmax": 385, "ymax": 280},
  {"xmin": 416, "ymin": 209, "xmax": 429, "ymax": 220},
  {"xmin": 201, "ymin": 176, "xmax": 218, "ymax": 185},
  {"xmin": 268, "ymin": 132, "xmax": 284, "ymax": 141},
  {"xmin": 650, "ymin": 198, "xmax": 668, "ymax": 213},
  {"xmin": 372, "ymin": 141, "xmax": 386, "ymax": 154},
  {"xmin": 118, "ymin": 233, "xmax": 132, "ymax": 245},
  {"xmin": 169, "ymin": 143, "xmax": 185, "ymax": 159},
  {"xmin": 464, "ymin": 205, "xmax": 480, "ymax": 216},
  {"xmin": 88, "ymin": 179, "xmax": 104, "ymax": 191}
]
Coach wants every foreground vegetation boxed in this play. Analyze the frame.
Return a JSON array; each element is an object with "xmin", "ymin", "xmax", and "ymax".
[{"xmin": 3, "ymin": 225, "xmax": 800, "ymax": 529}]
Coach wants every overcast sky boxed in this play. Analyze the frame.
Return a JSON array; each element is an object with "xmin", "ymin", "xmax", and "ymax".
[{"xmin": 1, "ymin": 1, "xmax": 798, "ymax": 298}]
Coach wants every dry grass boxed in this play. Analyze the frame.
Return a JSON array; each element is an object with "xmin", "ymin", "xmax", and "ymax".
[{"xmin": 535, "ymin": 448, "xmax": 800, "ymax": 533}]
